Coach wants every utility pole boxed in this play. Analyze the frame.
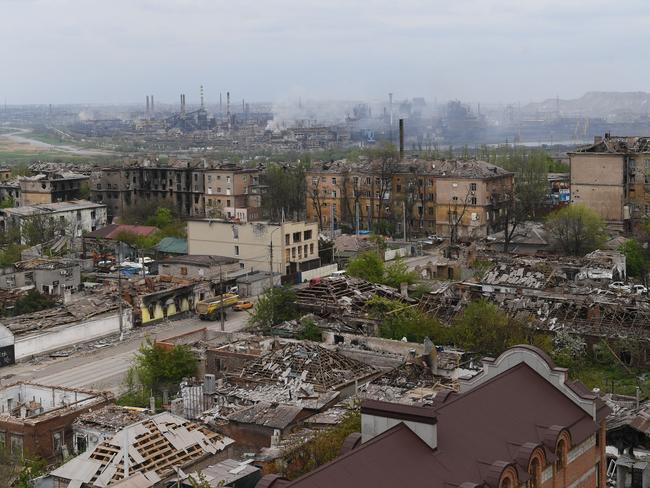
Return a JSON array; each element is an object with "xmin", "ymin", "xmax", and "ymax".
[
  {"xmin": 355, "ymin": 201, "xmax": 360, "ymax": 236},
  {"xmin": 403, "ymin": 201, "xmax": 407, "ymax": 243},
  {"xmin": 268, "ymin": 239, "xmax": 274, "ymax": 329},
  {"xmin": 219, "ymin": 264, "xmax": 225, "ymax": 332},
  {"xmin": 117, "ymin": 245, "xmax": 123, "ymax": 341}
]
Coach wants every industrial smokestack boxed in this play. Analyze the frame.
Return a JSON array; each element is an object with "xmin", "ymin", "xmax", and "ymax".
[
  {"xmin": 399, "ymin": 118, "xmax": 404, "ymax": 160},
  {"xmin": 200, "ymin": 85, "xmax": 204, "ymax": 109},
  {"xmin": 226, "ymin": 91, "xmax": 230, "ymax": 117},
  {"xmin": 219, "ymin": 92, "xmax": 222, "ymax": 114},
  {"xmin": 242, "ymin": 99, "xmax": 245, "ymax": 113},
  {"xmin": 389, "ymin": 92, "xmax": 394, "ymax": 127},
  {"xmin": 146, "ymin": 96, "xmax": 150, "ymax": 114},
  {"xmin": 150, "ymin": 95, "xmax": 154, "ymax": 113}
]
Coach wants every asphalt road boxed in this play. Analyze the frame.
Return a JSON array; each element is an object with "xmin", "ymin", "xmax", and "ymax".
[{"xmin": 0, "ymin": 310, "xmax": 252, "ymax": 394}]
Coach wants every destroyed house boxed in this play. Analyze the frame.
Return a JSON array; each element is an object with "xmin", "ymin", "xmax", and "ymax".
[
  {"xmin": 50, "ymin": 411, "xmax": 234, "ymax": 488},
  {"xmin": 236, "ymin": 342, "xmax": 379, "ymax": 394},
  {"xmin": 0, "ymin": 293, "xmax": 132, "ymax": 365},
  {"xmin": 257, "ymin": 346, "xmax": 609, "ymax": 488},
  {"xmin": 0, "ymin": 382, "xmax": 113, "ymax": 461},
  {"xmin": 72, "ymin": 405, "xmax": 149, "ymax": 455},
  {"xmin": 0, "ymin": 258, "xmax": 81, "ymax": 296}
]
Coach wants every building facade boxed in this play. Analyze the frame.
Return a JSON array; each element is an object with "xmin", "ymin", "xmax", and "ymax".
[
  {"xmin": 570, "ymin": 134, "xmax": 650, "ymax": 232},
  {"xmin": 90, "ymin": 161, "xmax": 262, "ymax": 223},
  {"xmin": 0, "ymin": 200, "xmax": 107, "ymax": 243},
  {"xmin": 19, "ymin": 172, "xmax": 89, "ymax": 206},
  {"xmin": 305, "ymin": 158, "xmax": 513, "ymax": 240},
  {"xmin": 187, "ymin": 220, "xmax": 320, "ymax": 276}
]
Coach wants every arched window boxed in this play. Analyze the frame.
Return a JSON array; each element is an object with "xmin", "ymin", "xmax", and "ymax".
[
  {"xmin": 500, "ymin": 477, "xmax": 512, "ymax": 488},
  {"xmin": 556, "ymin": 439, "xmax": 567, "ymax": 471},
  {"xmin": 528, "ymin": 457, "xmax": 541, "ymax": 488}
]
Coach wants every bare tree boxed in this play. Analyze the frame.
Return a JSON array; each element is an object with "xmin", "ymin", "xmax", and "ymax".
[
  {"xmin": 448, "ymin": 188, "xmax": 473, "ymax": 245},
  {"xmin": 367, "ymin": 143, "xmax": 400, "ymax": 231},
  {"xmin": 309, "ymin": 176, "xmax": 325, "ymax": 231}
]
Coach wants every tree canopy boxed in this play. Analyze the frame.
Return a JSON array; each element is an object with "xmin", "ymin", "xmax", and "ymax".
[
  {"xmin": 127, "ymin": 340, "xmax": 198, "ymax": 394},
  {"xmin": 545, "ymin": 204, "xmax": 606, "ymax": 256},
  {"xmin": 346, "ymin": 252, "xmax": 417, "ymax": 288},
  {"xmin": 248, "ymin": 286, "xmax": 299, "ymax": 330},
  {"xmin": 619, "ymin": 239, "xmax": 649, "ymax": 278}
]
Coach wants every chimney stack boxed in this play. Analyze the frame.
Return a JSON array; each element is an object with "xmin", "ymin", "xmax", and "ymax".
[
  {"xmin": 361, "ymin": 400, "xmax": 437, "ymax": 449},
  {"xmin": 226, "ymin": 91, "xmax": 231, "ymax": 117},
  {"xmin": 150, "ymin": 95, "xmax": 154, "ymax": 113},
  {"xmin": 399, "ymin": 118, "xmax": 404, "ymax": 160},
  {"xmin": 146, "ymin": 96, "xmax": 150, "ymax": 114},
  {"xmin": 200, "ymin": 85, "xmax": 204, "ymax": 109}
]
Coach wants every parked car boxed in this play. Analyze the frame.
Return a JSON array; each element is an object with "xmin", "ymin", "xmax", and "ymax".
[
  {"xmin": 633, "ymin": 284, "xmax": 648, "ymax": 295},
  {"xmin": 427, "ymin": 235, "xmax": 445, "ymax": 243},
  {"xmin": 233, "ymin": 300, "xmax": 254, "ymax": 311},
  {"xmin": 608, "ymin": 282, "xmax": 632, "ymax": 293}
]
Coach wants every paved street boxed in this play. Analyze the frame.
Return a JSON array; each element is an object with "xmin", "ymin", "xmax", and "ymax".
[{"xmin": 0, "ymin": 310, "xmax": 252, "ymax": 395}]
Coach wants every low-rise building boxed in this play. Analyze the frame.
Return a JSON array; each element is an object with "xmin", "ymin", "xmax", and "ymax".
[
  {"xmin": 158, "ymin": 255, "xmax": 241, "ymax": 281},
  {"xmin": 0, "ymin": 200, "xmax": 107, "ymax": 243},
  {"xmin": 50, "ymin": 411, "xmax": 235, "ymax": 487},
  {"xmin": 187, "ymin": 220, "xmax": 320, "ymax": 277},
  {"xmin": 0, "ymin": 258, "xmax": 81, "ymax": 295},
  {"xmin": 19, "ymin": 171, "xmax": 89, "ymax": 206},
  {"xmin": 0, "ymin": 382, "xmax": 113, "ymax": 461}
]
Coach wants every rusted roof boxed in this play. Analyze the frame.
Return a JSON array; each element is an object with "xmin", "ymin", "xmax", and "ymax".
[{"xmin": 85, "ymin": 224, "xmax": 158, "ymax": 240}]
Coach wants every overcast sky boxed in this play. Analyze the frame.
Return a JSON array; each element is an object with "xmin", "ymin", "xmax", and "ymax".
[{"xmin": 1, "ymin": 0, "xmax": 648, "ymax": 105}]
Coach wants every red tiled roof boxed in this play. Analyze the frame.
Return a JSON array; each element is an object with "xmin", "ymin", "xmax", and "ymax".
[{"xmin": 85, "ymin": 224, "xmax": 158, "ymax": 240}]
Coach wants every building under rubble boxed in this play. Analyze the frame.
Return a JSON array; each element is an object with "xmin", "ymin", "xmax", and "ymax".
[
  {"xmin": 0, "ymin": 382, "xmax": 113, "ymax": 460},
  {"xmin": 50, "ymin": 411, "xmax": 235, "ymax": 488},
  {"xmin": 0, "ymin": 293, "xmax": 132, "ymax": 365}
]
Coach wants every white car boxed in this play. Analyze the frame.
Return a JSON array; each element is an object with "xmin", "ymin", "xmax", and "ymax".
[
  {"xmin": 608, "ymin": 282, "xmax": 632, "ymax": 293},
  {"xmin": 633, "ymin": 284, "xmax": 648, "ymax": 295}
]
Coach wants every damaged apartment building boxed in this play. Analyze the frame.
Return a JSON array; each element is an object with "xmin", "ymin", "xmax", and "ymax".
[
  {"xmin": 90, "ymin": 160, "xmax": 262, "ymax": 222},
  {"xmin": 305, "ymin": 158, "xmax": 513, "ymax": 239},
  {"xmin": 571, "ymin": 134, "xmax": 650, "ymax": 232},
  {"xmin": 0, "ymin": 257, "xmax": 81, "ymax": 297}
]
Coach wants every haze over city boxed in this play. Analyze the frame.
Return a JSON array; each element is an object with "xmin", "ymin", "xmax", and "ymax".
[{"xmin": 3, "ymin": 0, "xmax": 650, "ymax": 104}]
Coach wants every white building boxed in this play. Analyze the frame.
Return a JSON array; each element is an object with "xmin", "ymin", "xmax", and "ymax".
[{"xmin": 0, "ymin": 199, "xmax": 107, "ymax": 243}]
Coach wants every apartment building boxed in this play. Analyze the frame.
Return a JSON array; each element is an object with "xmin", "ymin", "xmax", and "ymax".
[
  {"xmin": 204, "ymin": 164, "xmax": 262, "ymax": 222},
  {"xmin": 187, "ymin": 220, "xmax": 320, "ymax": 276},
  {"xmin": 0, "ymin": 200, "xmax": 107, "ymax": 243},
  {"xmin": 0, "ymin": 167, "xmax": 11, "ymax": 182},
  {"xmin": 305, "ymin": 158, "xmax": 513, "ymax": 240},
  {"xmin": 90, "ymin": 161, "xmax": 261, "ymax": 222},
  {"xmin": 19, "ymin": 172, "xmax": 89, "ymax": 206},
  {"xmin": 570, "ymin": 134, "xmax": 650, "ymax": 232}
]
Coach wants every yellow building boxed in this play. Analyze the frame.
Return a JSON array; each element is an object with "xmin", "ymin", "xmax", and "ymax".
[{"xmin": 305, "ymin": 158, "xmax": 513, "ymax": 240}]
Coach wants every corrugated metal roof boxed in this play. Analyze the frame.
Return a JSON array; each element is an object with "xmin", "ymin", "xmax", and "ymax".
[{"xmin": 155, "ymin": 237, "xmax": 188, "ymax": 255}]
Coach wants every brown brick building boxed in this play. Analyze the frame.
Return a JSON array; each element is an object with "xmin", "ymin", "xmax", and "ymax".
[
  {"xmin": 0, "ymin": 382, "xmax": 113, "ymax": 461},
  {"xmin": 256, "ymin": 345, "xmax": 609, "ymax": 488},
  {"xmin": 305, "ymin": 158, "xmax": 513, "ymax": 240}
]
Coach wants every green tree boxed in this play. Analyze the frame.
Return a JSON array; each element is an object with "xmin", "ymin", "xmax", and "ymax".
[
  {"xmin": 366, "ymin": 296, "xmax": 448, "ymax": 343},
  {"xmin": 383, "ymin": 257, "xmax": 418, "ymax": 288},
  {"xmin": 248, "ymin": 286, "xmax": 299, "ymax": 330},
  {"xmin": 0, "ymin": 243, "xmax": 25, "ymax": 267},
  {"xmin": 452, "ymin": 299, "xmax": 528, "ymax": 356},
  {"xmin": 298, "ymin": 318, "xmax": 323, "ymax": 342},
  {"xmin": 281, "ymin": 411, "xmax": 361, "ymax": 480},
  {"xmin": 79, "ymin": 181, "xmax": 91, "ymax": 199},
  {"xmin": 346, "ymin": 251, "xmax": 385, "ymax": 283},
  {"xmin": 127, "ymin": 340, "xmax": 198, "ymax": 395},
  {"xmin": 0, "ymin": 195, "xmax": 15, "ymax": 208},
  {"xmin": 545, "ymin": 204, "xmax": 606, "ymax": 256},
  {"xmin": 619, "ymin": 239, "xmax": 649, "ymax": 278},
  {"xmin": 10, "ymin": 290, "xmax": 56, "ymax": 317},
  {"xmin": 262, "ymin": 162, "xmax": 307, "ymax": 221}
]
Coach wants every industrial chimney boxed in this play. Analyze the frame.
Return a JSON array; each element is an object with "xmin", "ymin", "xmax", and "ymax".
[
  {"xmin": 150, "ymin": 95, "xmax": 154, "ymax": 113},
  {"xmin": 146, "ymin": 96, "xmax": 150, "ymax": 114},
  {"xmin": 399, "ymin": 118, "xmax": 404, "ymax": 160}
]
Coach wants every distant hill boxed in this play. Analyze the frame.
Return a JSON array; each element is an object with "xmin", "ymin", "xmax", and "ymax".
[{"xmin": 523, "ymin": 91, "xmax": 650, "ymax": 117}]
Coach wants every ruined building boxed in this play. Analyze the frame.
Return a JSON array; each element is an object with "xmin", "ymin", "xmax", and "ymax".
[{"xmin": 570, "ymin": 134, "xmax": 650, "ymax": 232}]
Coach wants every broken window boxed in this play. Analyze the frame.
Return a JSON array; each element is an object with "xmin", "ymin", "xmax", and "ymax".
[
  {"xmin": 53, "ymin": 430, "xmax": 64, "ymax": 454},
  {"xmin": 180, "ymin": 267, "xmax": 188, "ymax": 276},
  {"xmin": 10, "ymin": 434, "xmax": 22, "ymax": 455}
]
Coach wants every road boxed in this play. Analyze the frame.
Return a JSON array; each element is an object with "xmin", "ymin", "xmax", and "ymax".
[
  {"xmin": 0, "ymin": 311, "xmax": 252, "ymax": 394},
  {"xmin": 0, "ymin": 127, "xmax": 115, "ymax": 156}
]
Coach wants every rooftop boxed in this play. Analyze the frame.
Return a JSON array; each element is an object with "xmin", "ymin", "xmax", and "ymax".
[
  {"xmin": 574, "ymin": 135, "xmax": 650, "ymax": 154},
  {"xmin": 2, "ymin": 199, "xmax": 105, "ymax": 216},
  {"xmin": 50, "ymin": 411, "xmax": 234, "ymax": 487},
  {"xmin": 85, "ymin": 223, "xmax": 158, "ymax": 240},
  {"xmin": 160, "ymin": 255, "xmax": 238, "ymax": 267},
  {"xmin": 0, "ymin": 382, "xmax": 111, "ymax": 423}
]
